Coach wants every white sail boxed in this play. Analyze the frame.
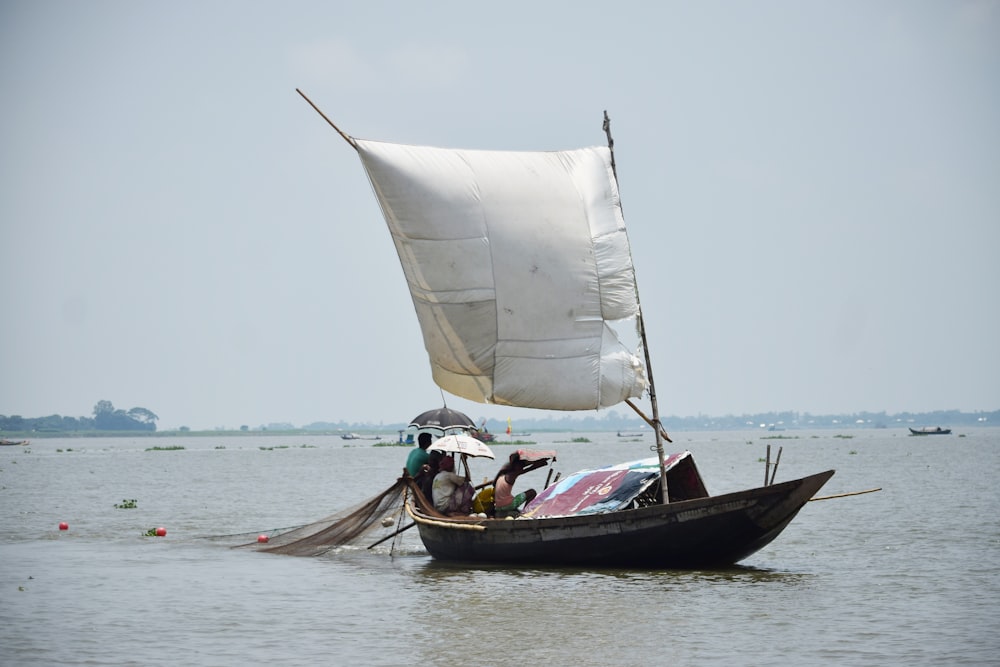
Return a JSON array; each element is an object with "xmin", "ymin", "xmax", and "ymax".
[{"xmin": 355, "ymin": 139, "xmax": 648, "ymax": 411}]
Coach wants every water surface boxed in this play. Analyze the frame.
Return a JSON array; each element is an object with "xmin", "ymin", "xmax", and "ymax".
[{"xmin": 1, "ymin": 429, "xmax": 997, "ymax": 665}]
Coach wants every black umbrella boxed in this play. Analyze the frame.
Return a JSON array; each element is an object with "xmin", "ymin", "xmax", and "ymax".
[{"xmin": 408, "ymin": 407, "xmax": 477, "ymax": 433}]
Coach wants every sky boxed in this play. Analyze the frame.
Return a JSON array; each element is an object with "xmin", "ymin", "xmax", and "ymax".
[{"xmin": 1, "ymin": 1, "xmax": 998, "ymax": 430}]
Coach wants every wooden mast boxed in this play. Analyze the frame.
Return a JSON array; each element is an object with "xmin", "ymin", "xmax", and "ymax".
[{"xmin": 602, "ymin": 111, "xmax": 672, "ymax": 504}]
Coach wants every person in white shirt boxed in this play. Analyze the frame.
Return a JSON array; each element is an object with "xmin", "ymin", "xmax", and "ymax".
[{"xmin": 431, "ymin": 455, "xmax": 474, "ymax": 516}]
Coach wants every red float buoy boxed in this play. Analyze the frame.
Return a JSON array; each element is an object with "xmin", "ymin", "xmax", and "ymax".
[
  {"xmin": 155, "ymin": 527, "xmax": 167, "ymax": 537},
  {"xmin": 257, "ymin": 534, "xmax": 269, "ymax": 543},
  {"xmin": 59, "ymin": 522, "xmax": 69, "ymax": 531}
]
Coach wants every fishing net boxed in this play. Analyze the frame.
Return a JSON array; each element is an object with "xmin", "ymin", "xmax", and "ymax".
[{"xmin": 234, "ymin": 478, "xmax": 413, "ymax": 557}]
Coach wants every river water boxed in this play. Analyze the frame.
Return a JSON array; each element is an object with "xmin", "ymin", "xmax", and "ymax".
[{"xmin": 1, "ymin": 428, "xmax": 997, "ymax": 666}]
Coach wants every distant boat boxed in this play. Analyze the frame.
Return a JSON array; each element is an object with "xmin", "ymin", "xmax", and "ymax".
[
  {"xmin": 469, "ymin": 419, "xmax": 496, "ymax": 443},
  {"xmin": 470, "ymin": 429, "xmax": 495, "ymax": 443},
  {"xmin": 0, "ymin": 439, "xmax": 29, "ymax": 446},
  {"xmin": 617, "ymin": 431, "xmax": 645, "ymax": 437},
  {"xmin": 341, "ymin": 433, "xmax": 380, "ymax": 440},
  {"xmin": 909, "ymin": 426, "xmax": 952, "ymax": 436}
]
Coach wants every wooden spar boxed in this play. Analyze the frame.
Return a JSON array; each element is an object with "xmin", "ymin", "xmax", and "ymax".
[
  {"xmin": 625, "ymin": 399, "xmax": 673, "ymax": 443},
  {"xmin": 603, "ymin": 111, "xmax": 669, "ymax": 504},
  {"xmin": 765, "ymin": 445, "xmax": 771, "ymax": 487},
  {"xmin": 602, "ymin": 110, "xmax": 618, "ymax": 182},
  {"xmin": 809, "ymin": 487, "xmax": 882, "ymax": 502},
  {"xmin": 368, "ymin": 521, "xmax": 416, "ymax": 549},
  {"xmin": 769, "ymin": 446, "xmax": 783, "ymax": 486},
  {"xmin": 295, "ymin": 88, "xmax": 358, "ymax": 149},
  {"xmin": 389, "ymin": 481, "xmax": 412, "ymax": 555}
]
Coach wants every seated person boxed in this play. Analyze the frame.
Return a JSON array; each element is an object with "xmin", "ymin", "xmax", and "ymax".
[
  {"xmin": 493, "ymin": 453, "xmax": 547, "ymax": 516},
  {"xmin": 472, "ymin": 485, "xmax": 495, "ymax": 517},
  {"xmin": 406, "ymin": 432, "xmax": 433, "ymax": 478},
  {"xmin": 419, "ymin": 449, "xmax": 444, "ymax": 504},
  {"xmin": 431, "ymin": 455, "xmax": 475, "ymax": 516}
]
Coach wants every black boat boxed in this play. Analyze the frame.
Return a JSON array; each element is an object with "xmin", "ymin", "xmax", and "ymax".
[{"xmin": 404, "ymin": 452, "xmax": 833, "ymax": 567}]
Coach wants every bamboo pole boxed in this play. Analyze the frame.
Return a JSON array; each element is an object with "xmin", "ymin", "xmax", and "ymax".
[
  {"xmin": 295, "ymin": 88, "xmax": 358, "ymax": 149},
  {"xmin": 765, "ymin": 445, "xmax": 771, "ymax": 487},
  {"xmin": 604, "ymin": 110, "xmax": 669, "ymax": 504},
  {"xmin": 625, "ymin": 399, "xmax": 673, "ymax": 443},
  {"xmin": 368, "ymin": 521, "xmax": 416, "ymax": 549},
  {"xmin": 390, "ymin": 482, "xmax": 411, "ymax": 555},
  {"xmin": 809, "ymin": 487, "xmax": 882, "ymax": 502},
  {"xmin": 409, "ymin": 515, "xmax": 488, "ymax": 531},
  {"xmin": 769, "ymin": 446, "xmax": 783, "ymax": 486},
  {"xmin": 461, "ymin": 453, "xmax": 471, "ymax": 481},
  {"xmin": 602, "ymin": 110, "xmax": 618, "ymax": 182}
]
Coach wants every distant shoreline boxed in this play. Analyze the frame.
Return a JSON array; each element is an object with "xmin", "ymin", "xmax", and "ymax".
[{"xmin": 3, "ymin": 421, "xmax": 994, "ymax": 439}]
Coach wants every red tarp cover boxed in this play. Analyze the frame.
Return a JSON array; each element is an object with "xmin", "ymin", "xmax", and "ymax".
[{"xmin": 523, "ymin": 453, "xmax": 689, "ymax": 518}]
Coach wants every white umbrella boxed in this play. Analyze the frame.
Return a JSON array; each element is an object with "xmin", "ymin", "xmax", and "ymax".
[{"xmin": 429, "ymin": 434, "xmax": 495, "ymax": 459}]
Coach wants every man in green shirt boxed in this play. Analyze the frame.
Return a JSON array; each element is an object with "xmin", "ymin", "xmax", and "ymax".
[{"xmin": 405, "ymin": 432, "xmax": 433, "ymax": 477}]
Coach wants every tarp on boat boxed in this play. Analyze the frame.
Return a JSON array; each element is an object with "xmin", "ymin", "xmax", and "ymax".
[
  {"xmin": 522, "ymin": 453, "xmax": 700, "ymax": 518},
  {"xmin": 512, "ymin": 448, "xmax": 557, "ymax": 462}
]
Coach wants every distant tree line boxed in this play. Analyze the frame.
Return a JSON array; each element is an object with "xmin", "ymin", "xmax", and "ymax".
[{"xmin": 0, "ymin": 400, "xmax": 158, "ymax": 433}]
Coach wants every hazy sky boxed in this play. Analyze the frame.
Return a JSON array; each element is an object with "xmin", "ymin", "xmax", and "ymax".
[{"xmin": 2, "ymin": 1, "xmax": 997, "ymax": 430}]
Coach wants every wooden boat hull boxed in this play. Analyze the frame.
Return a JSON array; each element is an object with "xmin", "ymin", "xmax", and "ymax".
[
  {"xmin": 909, "ymin": 427, "xmax": 951, "ymax": 435},
  {"xmin": 407, "ymin": 469, "xmax": 834, "ymax": 568}
]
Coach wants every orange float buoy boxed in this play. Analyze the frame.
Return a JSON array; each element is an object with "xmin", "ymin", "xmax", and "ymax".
[
  {"xmin": 59, "ymin": 522, "xmax": 69, "ymax": 531},
  {"xmin": 155, "ymin": 527, "xmax": 167, "ymax": 537},
  {"xmin": 257, "ymin": 534, "xmax": 269, "ymax": 543}
]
